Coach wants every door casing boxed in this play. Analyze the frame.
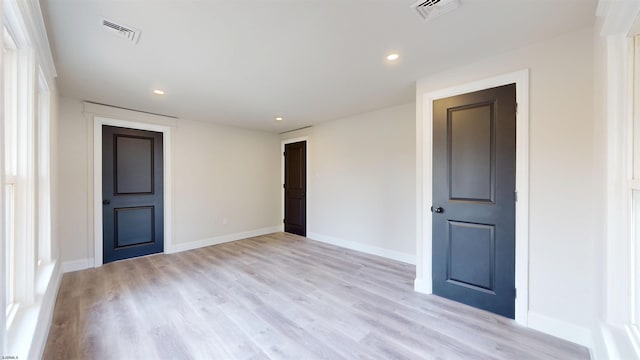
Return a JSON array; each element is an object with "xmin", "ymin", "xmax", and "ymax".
[
  {"xmin": 93, "ymin": 116, "xmax": 173, "ymax": 267},
  {"xmin": 415, "ymin": 69, "xmax": 530, "ymax": 325}
]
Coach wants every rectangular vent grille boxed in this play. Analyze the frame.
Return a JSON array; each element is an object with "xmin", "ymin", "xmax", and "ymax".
[
  {"xmin": 411, "ymin": 0, "xmax": 461, "ymax": 21},
  {"xmin": 102, "ymin": 19, "xmax": 141, "ymax": 44}
]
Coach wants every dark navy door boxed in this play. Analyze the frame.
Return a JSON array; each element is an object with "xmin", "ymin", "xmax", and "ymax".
[
  {"xmin": 103, "ymin": 126, "xmax": 164, "ymax": 263},
  {"xmin": 284, "ymin": 141, "xmax": 306, "ymax": 236},
  {"xmin": 432, "ymin": 84, "xmax": 516, "ymax": 318}
]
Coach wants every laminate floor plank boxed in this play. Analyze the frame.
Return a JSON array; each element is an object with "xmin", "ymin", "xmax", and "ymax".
[
  {"xmin": 300, "ymin": 265, "xmax": 550, "ymax": 359},
  {"xmin": 43, "ymin": 233, "xmax": 590, "ymax": 360}
]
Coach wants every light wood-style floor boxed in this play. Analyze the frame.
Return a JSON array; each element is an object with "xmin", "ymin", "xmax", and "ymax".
[{"xmin": 43, "ymin": 232, "xmax": 589, "ymax": 360}]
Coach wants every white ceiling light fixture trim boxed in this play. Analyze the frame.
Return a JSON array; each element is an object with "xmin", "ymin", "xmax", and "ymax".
[
  {"xmin": 153, "ymin": 89, "xmax": 165, "ymax": 95},
  {"xmin": 410, "ymin": 0, "xmax": 461, "ymax": 22},
  {"xmin": 102, "ymin": 18, "xmax": 141, "ymax": 44}
]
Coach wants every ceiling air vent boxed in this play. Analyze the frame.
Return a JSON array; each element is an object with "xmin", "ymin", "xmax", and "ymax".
[
  {"xmin": 410, "ymin": 0, "xmax": 461, "ymax": 22},
  {"xmin": 101, "ymin": 18, "xmax": 141, "ymax": 44}
]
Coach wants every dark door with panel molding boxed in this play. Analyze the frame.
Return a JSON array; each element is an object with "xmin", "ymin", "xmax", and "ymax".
[
  {"xmin": 284, "ymin": 141, "xmax": 306, "ymax": 236},
  {"xmin": 103, "ymin": 126, "xmax": 164, "ymax": 263},
  {"xmin": 432, "ymin": 84, "xmax": 516, "ymax": 318}
]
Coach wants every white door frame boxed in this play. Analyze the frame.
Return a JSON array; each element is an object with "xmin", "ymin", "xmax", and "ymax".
[
  {"xmin": 415, "ymin": 69, "xmax": 530, "ymax": 325},
  {"xmin": 93, "ymin": 116, "xmax": 173, "ymax": 267},
  {"xmin": 281, "ymin": 137, "xmax": 309, "ymax": 233}
]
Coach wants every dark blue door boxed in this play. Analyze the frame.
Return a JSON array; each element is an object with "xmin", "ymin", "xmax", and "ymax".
[
  {"xmin": 432, "ymin": 84, "xmax": 516, "ymax": 318},
  {"xmin": 103, "ymin": 126, "xmax": 164, "ymax": 263},
  {"xmin": 284, "ymin": 141, "xmax": 306, "ymax": 236}
]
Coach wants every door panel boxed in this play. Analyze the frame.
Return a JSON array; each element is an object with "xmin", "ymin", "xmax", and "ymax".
[
  {"xmin": 447, "ymin": 221, "xmax": 495, "ymax": 292},
  {"xmin": 103, "ymin": 126, "xmax": 163, "ymax": 263},
  {"xmin": 284, "ymin": 141, "xmax": 306, "ymax": 236},
  {"xmin": 115, "ymin": 207, "xmax": 154, "ymax": 247},
  {"xmin": 449, "ymin": 103, "xmax": 494, "ymax": 202},
  {"xmin": 115, "ymin": 136, "xmax": 154, "ymax": 194},
  {"xmin": 432, "ymin": 84, "xmax": 516, "ymax": 318}
]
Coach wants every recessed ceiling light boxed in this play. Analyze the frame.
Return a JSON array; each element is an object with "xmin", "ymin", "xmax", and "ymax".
[
  {"xmin": 275, "ymin": 117, "xmax": 283, "ymax": 121},
  {"xmin": 153, "ymin": 89, "xmax": 165, "ymax": 95},
  {"xmin": 387, "ymin": 53, "xmax": 400, "ymax": 61}
]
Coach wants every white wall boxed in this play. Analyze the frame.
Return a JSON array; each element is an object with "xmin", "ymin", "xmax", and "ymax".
[
  {"xmin": 283, "ymin": 103, "xmax": 416, "ymax": 263},
  {"xmin": 591, "ymin": 17, "xmax": 608, "ymax": 359},
  {"xmin": 49, "ymin": 86, "xmax": 60, "ymax": 262},
  {"xmin": 57, "ymin": 98, "xmax": 89, "ymax": 262},
  {"xmin": 172, "ymin": 116, "xmax": 281, "ymax": 244},
  {"xmin": 57, "ymin": 98, "xmax": 282, "ymax": 264},
  {"xmin": 416, "ymin": 27, "xmax": 600, "ymax": 345}
]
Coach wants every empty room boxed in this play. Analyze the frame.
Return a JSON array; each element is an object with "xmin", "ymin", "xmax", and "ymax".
[{"xmin": 1, "ymin": 0, "xmax": 639, "ymax": 359}]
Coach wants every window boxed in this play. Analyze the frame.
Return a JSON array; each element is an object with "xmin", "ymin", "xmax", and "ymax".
[
  {"xmin": 633, "ymin": 36, "xmax": 640, "ymax": 337},
  {"xmin": 1, "ymin": 1, "xmax": 58, "ymax": 355},
  {"xmin": 3, "ymin": 25, "xmax": 18, "ymax": 322},
  {"xmin": 37, "ymin": 68, "xmax": 51, "ymax": 266},
  {"xmin": 3, "ymin": 12, "xmax": 38, "ymax": 324}
]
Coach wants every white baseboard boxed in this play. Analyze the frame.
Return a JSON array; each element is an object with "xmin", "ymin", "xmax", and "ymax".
[
  {"xmin": 414, "ymin": 278, "xmax": 432, "ymax": 294},
  {"xmin": 306, "ymin": 232, "xmax": 416, "ymax": 264},
  {"xmin": 528, "ymin": 311, "xmax": 593, "ymax": 349},
  {"xmin": 62, "ymin": 258, "xmax": 94, "ymax": 273},
  {"xmin": 62, "ymin": 227, "xmax": 281, "ymax": 270},
  {"xmin": 168, "ymin": 226, "xmax": 282, "ymax": 254}
]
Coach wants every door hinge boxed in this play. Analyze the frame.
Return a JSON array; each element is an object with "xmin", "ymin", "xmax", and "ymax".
[
  {"xmin": 514, "ymin": 288, "xmax": 517, "ymax": 299},
  {"xmin": 283, "ymin": 218, "xmax": 285, "ymax": 223},
  {"xmin": 283, "ymin": 151, "xmax": 286, "ymax": 156},
  {"xmin": 515, "ymin": 102, "xmax": 518, "ymax": 115},
  {"xmin": 514, "ymin": 191, "xmax": 518, "ymax": 202},
  {"xmin": 283, "ymin": 184, "xmax": 286, "ymax": 189}
]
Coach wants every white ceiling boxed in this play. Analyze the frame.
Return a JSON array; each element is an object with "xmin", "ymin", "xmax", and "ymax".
[{"xmin": 41, "ymin": 0, "xmax": 596, "ymax": 132}]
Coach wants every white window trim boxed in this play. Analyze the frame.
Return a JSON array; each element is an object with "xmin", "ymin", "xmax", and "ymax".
[
  {"xmin": 602, "ymin": 34, "xmax": 634, "ymax": 330},
  {"xmin": 92, "ymin": 116, "xmax": 173, "ymax": 267},
  {"xmin": 629, "ymin": 35, "xmax": 640, "ymax": 353},
  {"xmin": 415, "ymin": 69, "xmax": 530, "ymax": 326},
  {"xmin": 1, "ymin": 0, "xmax": 59, "ymax": 357},
  {"xmin": 0, "ymin": 0, "xmax": 5, "ymax": 351},
  {"xmin": 597, "ymin": 0, "xmax": 640, "ymax": 355}
]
